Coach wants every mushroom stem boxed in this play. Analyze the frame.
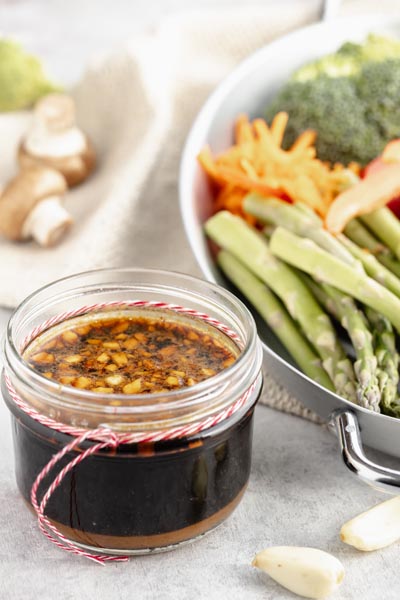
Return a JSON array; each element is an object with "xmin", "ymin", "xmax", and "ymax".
[
  {"xmin": 22, "ymin": 195, "xmax": 72, "ymax": 247},
  {"xmin": 25, "ymin": 125, "xmax": 87, "ymax": 158}
]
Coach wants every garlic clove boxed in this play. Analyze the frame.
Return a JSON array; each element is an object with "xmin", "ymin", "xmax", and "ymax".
[
  {"xmin": 340, "ymin": 496, "xmax": 400, "ymax": 551},
  {"xmin": 252, "ymin": 546, "xmax": 345, "ymax": 599},
  {"xmin": 22, "ymin": 195, "xmax": 72, "ymax": 247}
]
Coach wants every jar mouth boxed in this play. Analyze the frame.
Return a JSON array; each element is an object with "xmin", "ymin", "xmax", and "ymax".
[{"xmin": 4, "ymin": 267, "xmax": 263, "ymax": 429}]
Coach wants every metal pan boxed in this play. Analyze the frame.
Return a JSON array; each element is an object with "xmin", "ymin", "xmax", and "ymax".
[{"xmin": 179, "ymin": 13, "xmax": 400, "ymax": 493}]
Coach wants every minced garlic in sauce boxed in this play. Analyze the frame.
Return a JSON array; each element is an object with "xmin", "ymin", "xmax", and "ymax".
[{"xmin": 24, "ymin": 313, "xmax": 238, "ymax": 394}]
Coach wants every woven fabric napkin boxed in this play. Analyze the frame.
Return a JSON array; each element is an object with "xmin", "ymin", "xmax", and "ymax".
[{"xmin": 0, "ymin": 0, "xmax": 397, "ymax": 420}]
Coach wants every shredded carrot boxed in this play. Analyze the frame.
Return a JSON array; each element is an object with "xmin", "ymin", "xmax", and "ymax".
[
  {"xmin": 197, "ymin": 113, "xmax": 358, "ymax": 218},
  {"xmin": 235, "ymin": 114, "xmax": 255, "ymax": 145},
  {"xmin": 270, "ymin": 112, "xmax": 289, "ymax": 147},
  {"xmin": 290, "ymin": 129, "xmax": 316, "ymax": 153}
]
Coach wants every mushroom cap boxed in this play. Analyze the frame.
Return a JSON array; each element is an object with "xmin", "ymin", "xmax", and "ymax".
[
  {"xmin": 0, "ymin": 165, "xmax": 67, "ymax": 240},
  {"xmin": 18, "ymin": 137, "xmax": 96, "ymax": 187},
  {"xmin": 34, "ymin": 93, "xmax": 76, "ymax": 132}
]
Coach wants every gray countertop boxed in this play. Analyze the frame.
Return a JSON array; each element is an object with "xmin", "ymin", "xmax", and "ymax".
[
  {"xmin": 1, "ymin": 308, "xmax": 399, "ymax": 600},
  {"xmin": 1, "ymin": 2, "xmax": 400, "ymax": 599}
]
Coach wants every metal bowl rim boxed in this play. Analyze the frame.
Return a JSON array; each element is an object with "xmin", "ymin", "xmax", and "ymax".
[{"xmin": 179, "ymin": 12, "xmax": 400, "ymax": 426}]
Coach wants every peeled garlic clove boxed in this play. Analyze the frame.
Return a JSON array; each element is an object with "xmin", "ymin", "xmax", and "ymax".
[
  {"xmin": 340, "ymin": 496, "xmax": 400, "ymax": 551},
  {"xmin": 252, "ymin": 546, "xmax": 344, "ymax": 599}
]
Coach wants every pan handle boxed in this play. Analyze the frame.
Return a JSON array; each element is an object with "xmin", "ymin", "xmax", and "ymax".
[{"xmin": 332, "ymin": 409, "xmax": 400, "ymax": 494}]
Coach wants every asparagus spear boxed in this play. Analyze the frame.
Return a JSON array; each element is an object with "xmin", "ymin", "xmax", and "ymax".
[
  {"xmin": 365, "ymin": 308, "xmax": 400, "ymax": 417},
  {"xmin": 293, "ymin": 202, "xmax": 322, "ymax": 224},
  {"xmin": 344, "ymin": 219, "xmax": 400, "ymax": 278},
  {"xmin": 344, "ymin": 219, "xmax": 387, "ymax": 253},
  {"xmin": 339, "ymin": 235, "xmax": 400, "ymax": 299},
  {"xmin": 361, "ymin": 207, "xmax": 400, "ymax": 261},
  {"xmin": 300, "ymin": 274, "xmax": 380, "ymax": 411},
  {"xmin": 244, "ymin": 196, "xmax": 400, "ymax": 297},
  {"xmin": 217, "ymin": 250, "xmax": 334, "ymax": 389},
  {"xmin": 269, "ymin": 227, "xmax": 400, "ymax": 332},
  {"xmin": 244, "ymin": 195, "xmax": 359, "ymax": 268},
  {"xmin": 205, "ymin": 211, "xmax": 356, "ymax": 400},
  {"xmin": 319, "ymin": 285, "xmax": 380, "ymax": 411},
  {"xmin": 296, "ymin": 272, "xmax": 339, "ymax": 319}
]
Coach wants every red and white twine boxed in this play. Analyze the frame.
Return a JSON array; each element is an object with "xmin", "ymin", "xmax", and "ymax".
[{"xmin": 6, "ymin": 300, "xmax": 257, "ymax": 565}]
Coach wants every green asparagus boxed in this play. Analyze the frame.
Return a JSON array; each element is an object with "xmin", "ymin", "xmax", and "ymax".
[
  {"xmin": 344, "ymin": 218, "xmax": 386, "ymax": 252},
  {"xmin": 244, "ymin": 195, "xmax": 359, "ymax": 268},
  {"xmin": 361, "ymin": 207, "xmax": 400, "ymax": 261},
  {"xmin": 297, "ymin": 273, "xmax": 339, "ymax": 319},
  {"xmin": 339, "ymin": 235, "xmax": 400, "ymax": 299},
  {"xmin": 293, "ymin": 202, "xmax": 323, "ymax": 224},
  {"xmin": 344, "ymin": 218, "xmax": 400, "ymax": 278},
  {"xmin": 244, "ymin": 196, "xmax": 400, "ymax": 297},
  {"xmin": 217, "ymin": 250, "xmax": 334, "ymax": 389},
  {"xmin": 300, "ymin": 274, "xmax": 380, "ymax": 411},
  {"xmin": 269, "ymin": 227, "xmax": 400, "ymax": 331},
  {"xmin": 205, "ymin": 211, "xmax": 357, "ymax": 400},
  {"xmin": 319, "ymin": 285, "xmax": 380, "ymax": 411},
  {"xmin": 365, "ymin": 308, "xmax": 400, "ymax": 416}
]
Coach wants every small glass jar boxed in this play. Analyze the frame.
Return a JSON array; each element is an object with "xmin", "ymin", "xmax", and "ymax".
[{"xmin": 2, "ymin": 268, "xmax": 263, "ymax": 556}]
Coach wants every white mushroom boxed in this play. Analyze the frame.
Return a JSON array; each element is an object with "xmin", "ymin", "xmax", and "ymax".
[
  {"xmin": 18, "ymin": 93, "xmax": 96, "ymax": 187},
  {"xmin": 0, "ymin": 165, "xmax": 72, "ymax": 247}
]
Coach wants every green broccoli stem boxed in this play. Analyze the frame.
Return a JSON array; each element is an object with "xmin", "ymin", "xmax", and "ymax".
[
  {"xmin": 344, "ymin": 219, "xmax": 400, "ymax": 278},
  {"xmin": 244, "ymin": 194, "xmax": 360, "ymax": 268},
  {"xmin": 361, "ymin": 207, "xmax": 400, "ymax": 261},
  {"xmin": 365, "ymin": 308, "xmax": 400, "ymax": 416},
  {"xmin": 205, "ymin": 211, "xmax": 357, "ymax": 401},
  {"xmin": 339, "ymin": 235, "xmax": 400, "ymax": 299},
  {"xmin": 217, "ymin": 250, "xmax": 334, "ymax": 390},
  {"xmin": 269, "ymin": 226, "xmax": 400, "ymax": 332}
]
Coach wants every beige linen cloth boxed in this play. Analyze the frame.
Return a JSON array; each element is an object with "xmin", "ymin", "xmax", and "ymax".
[{"xmin": 0, "ymin": 0, "xmax": 397, "ymax": 419}]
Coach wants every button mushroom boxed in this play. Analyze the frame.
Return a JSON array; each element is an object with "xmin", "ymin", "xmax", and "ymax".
[
  {"xmin": 18, "ymin": 93, "xmax": 96, "ymax": 187},
  {"xmin": 0, "ymin": 165, "xmax": 72, "ymax": 246}
]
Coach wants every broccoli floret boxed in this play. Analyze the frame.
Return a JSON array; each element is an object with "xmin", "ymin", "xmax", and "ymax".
[
  {"xmin": 352, "ymin": 33, "xmax": 400, "ymax": 62},
  {"xmin": 265, "ymin": 76, "xmax": 384, "ymax": 165},
  {"xmin": 294, "ymin": 34, "xmax": 400, "ymax": 82},
  {"xmin": 265, "ymin": 34, "xmax": 400, "ymax": 165},
  {"xmin": 357, "ymin": 59, "xmax": 400, "ymax": 141},
  {"xmin": 0, "ymin": 39, "xmax": 60, "ymax": 111},
  {"xmin": 294, "ymin": 52, "xmax": 359, "ymax": 81}
]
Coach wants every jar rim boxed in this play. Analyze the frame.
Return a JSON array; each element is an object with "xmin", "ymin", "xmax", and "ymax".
[{"xmin": 4, "ymin": 267, "xmax": 263, "ymax": 429}]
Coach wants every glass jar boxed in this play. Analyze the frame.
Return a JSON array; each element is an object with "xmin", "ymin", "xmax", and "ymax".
[{"xmin": 2, "ymin": 268, "xmax": 263, "ymax": 556}]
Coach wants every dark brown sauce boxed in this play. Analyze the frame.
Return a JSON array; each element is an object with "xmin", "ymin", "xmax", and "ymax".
[
  {"xmin": 4, "ymin": 383, "xmax": 256, "ymax": 551},
  {"xmin": 24, "ymin": 315, "xmax": 237, "ymax": 394},
  {"xmin": 5, "ymin": 310, "xmax": 259, "ymax": 552}
]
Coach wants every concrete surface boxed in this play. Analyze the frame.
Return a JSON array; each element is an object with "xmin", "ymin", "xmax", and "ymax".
[
  {"xmin": 1, "ymin": 2, "xmax": 400, "ymax": 599},
  {"xmin": 1, "ymin": 307, "xmax": 400, "ymax": 600}
]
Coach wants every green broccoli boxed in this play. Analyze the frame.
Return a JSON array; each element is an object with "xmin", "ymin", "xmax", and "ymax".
[
  {"xmin": 0, "ymin": 39, "xmax": 60, "ymax": 111},
  {"xmin": 357, "ymin": 59, "xmax": 400, "ymax": 141},
  {"xmin": 265, "ymin": 34, "xmax": 400, "ymax": 165}
]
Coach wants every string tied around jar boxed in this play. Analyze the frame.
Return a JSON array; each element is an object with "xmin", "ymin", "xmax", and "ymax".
[{"xmin": 4, "ymin": 300, "xmax": 259, "ymax": 565}]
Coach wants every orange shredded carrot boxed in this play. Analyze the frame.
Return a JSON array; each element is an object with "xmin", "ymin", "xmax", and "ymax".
[
  {"xmin": 197, "ymin": 113, "xmax": 358, "ymax": 219},
  {"xmin": 270, "ymin": 112, "xmax": 289, "ymax": 147},
  {"xmin": 290, "ymin": 129, "xmax": 316, "ymax": 153},
  {"xmin": 235, "ymin": 114, "xmax": 255, "ymax": 145}
]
